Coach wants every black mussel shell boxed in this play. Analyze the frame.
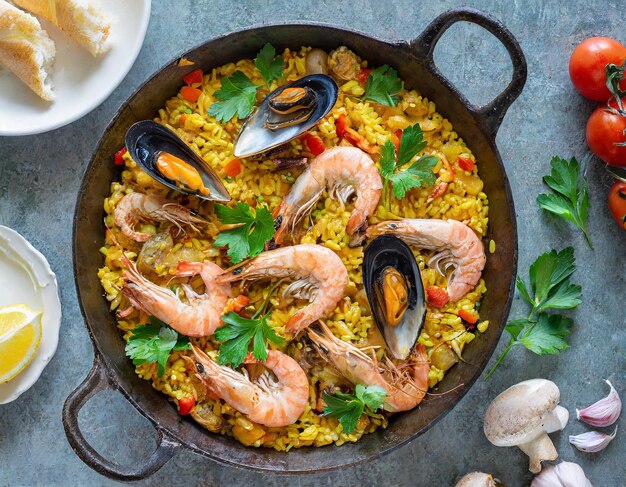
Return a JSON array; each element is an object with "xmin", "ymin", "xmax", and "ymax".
[
  {"xmin": 125, "ymin": 121, "xmax": 231, "ymax": 202},
  {"xmin": 234, "ymin": 74, "xmax": 338, "ymax": 158},
  {"xmin": 363, "ymin": 235, "xmax": 426, "ymax": 360}
]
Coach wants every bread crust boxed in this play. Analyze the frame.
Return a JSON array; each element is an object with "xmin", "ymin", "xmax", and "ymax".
[
  {"xmin": 0, "ymin": 0, "xmax": 55, "ymax": 100},
  {"xmin": 13, "ymin": 0, "xmax": 111, "ymax": 56}
]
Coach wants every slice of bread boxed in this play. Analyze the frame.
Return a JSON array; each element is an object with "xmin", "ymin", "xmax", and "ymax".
[
  {"xmin": 0, "ymin": 0, "xmax": 55, "ymax": 100},
  {"xmin": 13, "ymin": 0, "xmax": 111, "ymax": 57}
]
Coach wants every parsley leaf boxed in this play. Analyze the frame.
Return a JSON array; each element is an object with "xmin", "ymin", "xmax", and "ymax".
[
  {"xmin": 214, "ymin": 311, "xmax": 285, "ymax": 368},
  {"xmin": 537, "ymin": 156, "xmax": 592, "ymax": 248},
  {"xmin": 378, "ymin": 123, "xmax": 438, "ymax": 201},
  {"xmin": 389, "ymin": 156, "xmax": 438, "ymax": 199},
  {"xmin": 125, "ymin": 317, "xmax": 190, "ymax": 377},
  {"xmin": 518, "ymin": 247, "xmax": 582, "ymax": 314},
  {"xmin": 322, "ymin": 385, "xmax": 386, "ymax": 433},
  {"xmin": 485, "ymin": 248, "xmax": 581, "ymax": 380},
  {"xmin": 255, "ymin": 43, "xmax": 284, "ymax": 87},
  {"xmin": 207, "ymin": 71, "xmax": 260, "ymax": 123},
  {"xmin": 363, "ymin": 65, "xmax": 403, "ymax": 106},
  {"xmin": 213, "ymin": 202, "xmax": 275, "ymax": 263}
]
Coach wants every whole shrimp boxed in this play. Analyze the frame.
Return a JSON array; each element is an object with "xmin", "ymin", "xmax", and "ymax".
[
  {"xmin": 114, "ymin": 192, "xmax": 205, "ymax": 242},
  {"xmin": 273, "ymin": 146, "xmax": 382, "ymax": 245},
  {"xmin": 192, "ymin": 346, "xmax": 309, "ymax": 427},
  {"xmin": 366, "ymin": 218, "xmax": 486, "ymax": 302},
  {"xmin": 216, "ymin": 244, "xmax": 348, "ymax": 334},
  {"xmin": 308, "ymin": 322, "xmax": 429, "ymax": 412},
  {"xmin": 121, "ymin": 256, "xmax": 231, "ymax": 337}
]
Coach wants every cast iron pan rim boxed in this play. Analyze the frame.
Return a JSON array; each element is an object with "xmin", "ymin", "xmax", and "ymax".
[{"xmin": 70, "ymin": 12, "xmax": 521, "ymax": 477}]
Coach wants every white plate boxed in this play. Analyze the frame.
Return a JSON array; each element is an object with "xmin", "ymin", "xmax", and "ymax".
[
  {"xmin": 0, "ymin": 226, "xmax": 61, "ymax": 404},
  {"xmin": 0, "ymin": 0, "xmax": 151, "ymax": 136}
]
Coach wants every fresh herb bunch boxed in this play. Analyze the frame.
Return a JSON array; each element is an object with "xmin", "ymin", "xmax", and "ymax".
[
  {"xmin": 208, "ymin": 44, "xmax": 284, "ymax": 122},
  {"xmin": 379, "ymin": 123, "xmax": 438, "ymax": 200},
  {"xmin": 322, "ymin": 384, "xmax": 387, "ymax": 433},
  {"xmin": 214, "ymin": 288, "xmax": 284, "ymax": 368},
  {"xmin": 485, "ymin": 247, "xmax": 581, "ymax": 379},
  {"xmin": 255, "ymin": 43, "xmax": 284, "ymax": 87},
  {"xmin": 125, "ymin": 317, "xmax": 190, "ymax": 377},
  {"xmin": 537, "ymin": 156, "xmax": 592, "ymax": 249},
  {"xmin": 213, "ymin": 202, "xmax": 275, "ymax": 263},
  {"xmin": 363, "ymin": 65, "xmax": 403, "ymax": 106}
]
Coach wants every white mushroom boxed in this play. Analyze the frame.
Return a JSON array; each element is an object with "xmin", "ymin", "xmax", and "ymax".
[
  {"xmin": 455, "ymin": 472, "xmax": 499, "ymax": 487},
  {"xmin": 483, "ymin": 379, "xmax": 569, "ymax": 473}
]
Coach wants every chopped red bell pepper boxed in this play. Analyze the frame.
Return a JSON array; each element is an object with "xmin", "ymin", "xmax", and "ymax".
[
  {"xmin": 178, "ymin": 396, "xmax": 196, "ymax": 415},
  {"xmin": 336, "ymin": 114, "xmax": 349, "ymax": 139},
  {"xmin": 357, "ymin": 68, "xmax": 373, "ymax": 84},
  {"xmin": 426, "ymin": 286, "xmax": 449, "ymax": 308},
  {"xmin": 458, "ymin": 309, "xmax": 479, "ymax": 325},
  {"xmin": 457, "ymin": 156, "xmax": 475, "ymax": 172},
  {"xmin": 183, "ymin": 68, "xmax": 203, "ymax": 86},
  {"xmin": 224, "ymin": 158, "xmax": 242, "ymax": 177},
  {"xmin": 180, "ymin": 86, "xmax": 202, "ymax": 103},
  {"xmin": 301, "ymin": 133, "xmax": 326, "ymax": 155},
  {"xmin": 114, "ymin": 147, "xmax": 127, "ymax": 166},
  {"xmin": 392, "ymin": 129, "xmax": 403, "ymax": 151}
]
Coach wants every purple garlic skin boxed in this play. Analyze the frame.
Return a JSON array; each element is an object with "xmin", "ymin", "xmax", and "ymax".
[
  {"xmin": 576, "ymin": 380, "xmax": 621, "ymax": 427},
  {"xmin": 569, "ymin": 427, "xmax": 618, "ymax": 453}
]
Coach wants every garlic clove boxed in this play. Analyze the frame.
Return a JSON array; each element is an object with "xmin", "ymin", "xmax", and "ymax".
[
  {"xmin": 531, "ymin": 461, "xmax": 593, "ymax": 487},
  {"xmin": 576, "ymin": 379, "xmax": 621, "ymax": 427},
  {"xmin": 569, "ymin": 427, "xmax": 617, "ymax": 453}
]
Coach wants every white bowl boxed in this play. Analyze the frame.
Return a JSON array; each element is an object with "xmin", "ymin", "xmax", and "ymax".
[
  {"xmin": 0, "ymin": 226, "xmax": 62, "ymax": 404},
  {"xmin": 0, "ymin": 0, "xmax": 151, "ymax": 136}
]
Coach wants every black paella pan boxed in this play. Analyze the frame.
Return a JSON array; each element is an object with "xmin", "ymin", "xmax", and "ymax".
[{"xmin": 64, "ymin": 8, "xmax": 526, "ymax": 481}]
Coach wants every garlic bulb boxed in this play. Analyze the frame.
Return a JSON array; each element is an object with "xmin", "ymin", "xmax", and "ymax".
[
  {"xmin": 569, "ymin": 427, "xmax": 617, "ymax": 453},
  {"xmin": 576, "ymin": 380, "xmax": 621, "ymax": 427},
  {"xmin": 531, "ymin": 462, "xmax": 593, "ymax": 487}
]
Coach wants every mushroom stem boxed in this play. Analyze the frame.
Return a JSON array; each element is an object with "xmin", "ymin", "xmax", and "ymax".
[
  {"xmin": 518, "ymin": 432, "xmax": 559, "ymax": 474},
  {"xmin": 543, "ymin": 405, "xmax": 569, "ymax": 433}
]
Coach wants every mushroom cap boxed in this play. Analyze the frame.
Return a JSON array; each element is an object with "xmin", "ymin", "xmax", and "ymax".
[
  {"xmin": 455, "ymin": 472, "xmax": 496, "ymax": 487},
  {"xmin": 484, "ymin": 379, "xmax": 561, "ymax": 447}
]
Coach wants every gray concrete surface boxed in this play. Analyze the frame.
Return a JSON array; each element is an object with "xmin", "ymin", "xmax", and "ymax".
[{"xmin": 1, "ymin": 0, "xmax": 624, "ymax": 485}]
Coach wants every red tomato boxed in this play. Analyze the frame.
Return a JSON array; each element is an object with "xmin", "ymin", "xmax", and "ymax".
[
  {"xmin": 178, "ymin": 396, "xmax": 195, "ymax": 415},
  {"xmin": 569, "ymin": 37, "xmax": 626, "ymax": 101},
  {"xmin": 357, "ymin": 68, "xmax": 373, "ymax": 84},
  {"xmin": 183, "ymin": 69, "xmax": 203, "ymax": 86},
  {"xmin": 114, "ymin": 147, "xmax": 127, "ymax": 165},
  {"xmin": 608, "ymin": 180, "xmax": 626, "ymax": 230},
  {"xmin": 336, "ymin": 114, "xmax": 349, "ymax": 138},
  {"xmin": 586, "ymin": 98, "xmax": 626, "ymax": 167},
  {"xmin": 180, "ymin": 86, "xmax": 202, "ymax": 103},
  {"xmin": 457, "ymin": 155, "xmax": 475, "ymax": 171},
  {"xmin": 301, "ymin": 133, "xmax": 326, "ymax": 155},
  {"xmin": 223, "ymin": 158, "xmax": 242, "ymax": 177}
]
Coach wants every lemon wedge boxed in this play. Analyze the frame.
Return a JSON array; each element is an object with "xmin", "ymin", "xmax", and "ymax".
[{"xmin": 0, "ymin": 304, "xmax": 42, "ymax": 383}]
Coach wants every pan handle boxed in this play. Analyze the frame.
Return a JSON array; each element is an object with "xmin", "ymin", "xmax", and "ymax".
[
  {"xmin": 62, "ymin": 352, "xmax": 179, "ymax": 481},
  {"xmin": 410, "ymin": 8, "xmax": 527, "ymax": 137}
]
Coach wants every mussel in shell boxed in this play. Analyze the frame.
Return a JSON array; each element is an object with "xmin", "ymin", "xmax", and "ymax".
[
  {"xmin": 268, "ymin": 87, "xmax": 316, "ymax": 115},
  {"xmin": 125, "ymin": 121, "xmax": 230, "ymax": 202},
  {"xmin": 233, "ymin": 74, "xmax": 338, "ymax": 158},
  {"xmin": 363, "ymin": 235, "xmax": 426, "ymax": 360}
]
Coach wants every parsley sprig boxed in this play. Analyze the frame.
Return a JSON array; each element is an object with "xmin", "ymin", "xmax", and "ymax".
[
  {"xmin": 485, "ymin": 247, "xmax": 581, "ymax": 379},
  {"xmin": 125, "ymin": 317, "xmax": 190, "ymax": 377},
  {"xmin": 363, "ymin": 65, "xmax": 403, "ymax": 106},
  {"xmin": 537, "ymin": 156, "xmax": 592, "ymax": 249},
  {"xmin": 255, "ymin": 43, "xmax": 284, "ymax": 87},
  {"xmin": 379, "ymin": 123, "xmax": 438, "ymax": 200},
  {"xmin": 207, "ymin": 44, "xmax": 284, "ymax": 123},
  {"xmin": 322, "ymin": 384, "xmax": 387, "ymax": 433},
  {"xmin": 214, "ymin": 290, "xmax": 284, "ymax": 368},
  {"xmin": 213, "ymin": 202, "xmax": 275, "ymax": 263}
]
